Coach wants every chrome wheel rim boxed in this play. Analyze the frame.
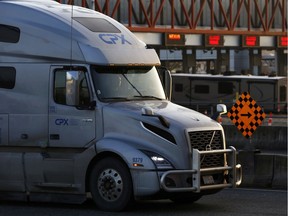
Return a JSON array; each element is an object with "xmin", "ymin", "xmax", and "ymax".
[{"xmin": 97, "ymin": 168, "xmax": 123, "ymax": 202}]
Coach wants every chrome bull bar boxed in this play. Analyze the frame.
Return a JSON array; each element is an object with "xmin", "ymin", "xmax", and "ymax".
[{"xmin": 160, "ymin": 146, "xmax": 242, "ymax": 192}]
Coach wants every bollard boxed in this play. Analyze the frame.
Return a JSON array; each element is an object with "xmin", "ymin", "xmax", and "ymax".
[{"xmin": 268, "ymin": 112, "xmax": 272, "ymax": 126}]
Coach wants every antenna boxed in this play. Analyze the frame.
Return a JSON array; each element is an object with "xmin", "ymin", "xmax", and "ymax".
[{"xmin": 70, "ymin": 3, "xmax": 73, "ymax": 67}]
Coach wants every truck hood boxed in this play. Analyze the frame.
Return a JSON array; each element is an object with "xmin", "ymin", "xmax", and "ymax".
[
  {"xmin": 103, "ymin": 100, "xmax": 221, "ymax": 130},
  {"xmin": 101, "ymin": 100, "xmax": 224, "ymax": 169}
]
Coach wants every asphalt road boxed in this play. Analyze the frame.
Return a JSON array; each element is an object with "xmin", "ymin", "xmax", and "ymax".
[{"xmin": 0, "ymin": 188, "xmax": 286, "ymax": 216}]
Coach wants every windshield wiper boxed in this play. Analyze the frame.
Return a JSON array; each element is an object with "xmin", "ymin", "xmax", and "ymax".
[
  {"xmin": 101, "ymin": 97, "xmax": 131, "ymax": 101},
  {"xmin": 122, "ymin": 74, "xmax": 143, "ymax": 96},
  {"xmin": 134, "ymin": 95, "xmax": 163, "ymax": 100}
]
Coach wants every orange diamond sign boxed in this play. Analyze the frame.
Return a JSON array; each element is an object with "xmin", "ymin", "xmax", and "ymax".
[{"xmin": 227, "ymin": 92, "xmax": 266, "ymax": 138}]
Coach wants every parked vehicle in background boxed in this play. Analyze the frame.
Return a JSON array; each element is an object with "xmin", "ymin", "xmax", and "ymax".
[{"xmin": 171, "ymin": 73, "xmax": 287, "ymax": 113}]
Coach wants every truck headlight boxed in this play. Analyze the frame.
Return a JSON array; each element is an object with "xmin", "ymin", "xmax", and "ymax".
[
  {"xmin": 143, "ymin": 151, "xmax": 173, "ymax": 170},
  {"xmin": 151, "ymin": 156, "xmax": 173, "ymax": 169}
]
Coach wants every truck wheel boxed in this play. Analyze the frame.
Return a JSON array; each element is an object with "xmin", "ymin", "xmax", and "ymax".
[{"xmin": 89, "ymin": 157, "xmax": 133, "ymax": 211}]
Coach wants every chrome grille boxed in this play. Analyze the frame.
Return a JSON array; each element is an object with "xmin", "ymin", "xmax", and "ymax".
[{"xmin": 188, "ymin": 130, "xmax": 224, "ymax": 168}]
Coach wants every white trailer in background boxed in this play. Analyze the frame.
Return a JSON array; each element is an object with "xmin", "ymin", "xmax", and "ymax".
[{"xmin": 171, "ymin": 73, "xmax": 287, "ymax": 113}]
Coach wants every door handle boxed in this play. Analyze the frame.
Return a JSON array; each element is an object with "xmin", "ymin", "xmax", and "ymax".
[
  {"xmin": 82, "ymin": 118, "xmax": 93, "ymax": 122},
  {"xmin": 50, "ymin": 134, "xmax": 60, "ymax": 140}
]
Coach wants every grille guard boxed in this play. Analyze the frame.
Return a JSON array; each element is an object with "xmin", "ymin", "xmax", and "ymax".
[{"xmin": 160, "ymin": 146, "xmax": 242, "ymax": 192}]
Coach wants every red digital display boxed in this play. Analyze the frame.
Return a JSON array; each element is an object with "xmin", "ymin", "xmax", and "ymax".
[
  {"xmin": 205, "ymin": 35, "xmax": 223, "ymax": 47},
  {"xmin": 208, "ymin": 35, "xmax": 220, "ymax": 45},
  {"xmin": 278, "ymin": 36, "xmax": 288, "ymax": 47},
  {"xmin": 245, "ymin": 36, "xmax": 257, "ymax": 46},
  {"xmin": 242, "ymin": 35, "xmax": 259, "ymax": 47}
]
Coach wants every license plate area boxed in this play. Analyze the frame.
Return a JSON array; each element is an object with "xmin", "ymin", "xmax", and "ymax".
[{"xmin": 202, "ymin": 175, "xmax": 214, "ymax": 185}]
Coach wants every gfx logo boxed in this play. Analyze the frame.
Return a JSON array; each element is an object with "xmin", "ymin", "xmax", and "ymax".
[
  {"xmin": 99, "ymin": 34, "xmax": 132, "ymax": 45},
  {"xmin": 55, "ymin": 119, "xmax": 69, "ymax": 126}
]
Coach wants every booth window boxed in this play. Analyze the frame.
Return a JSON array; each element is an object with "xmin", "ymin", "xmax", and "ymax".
[
  {"xmin": 218, "ymin": 82, "xmax": 234, "ymax": 94},
  {"xmin": 195, "ymin": 85, "xmax": 209, "ymax": 94}
]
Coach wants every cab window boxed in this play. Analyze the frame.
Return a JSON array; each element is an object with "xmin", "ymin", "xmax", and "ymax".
[
  {"xmin": 0, "ymin": 67, "xmax": 16, "ymax": 89},
  {"xmin": 54, "ymin": 69, "xmax": 91, "ymax": 106}
]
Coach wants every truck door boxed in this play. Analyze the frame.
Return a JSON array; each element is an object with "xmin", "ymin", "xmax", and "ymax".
[{"xmin": 48, "ymin": 66, "xmax": 96, "ymax": 148}]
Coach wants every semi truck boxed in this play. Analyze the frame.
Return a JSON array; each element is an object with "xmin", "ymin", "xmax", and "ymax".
[
  {"xmin": 171, "ymin": 73, "xmax": 287, "ymax": 113},
  {"xmin": 0, "ymin": 0, "xmax": 241, "ymax": 211}
]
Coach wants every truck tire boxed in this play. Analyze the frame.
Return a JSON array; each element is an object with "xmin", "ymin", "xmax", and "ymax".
[{"xmin": 89, "ymin": 157, "xmax": 133, "ymax": 211}]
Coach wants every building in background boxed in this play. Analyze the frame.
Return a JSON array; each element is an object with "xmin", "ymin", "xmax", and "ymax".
[{"xmin": 56, "ymin": 0, "xmax": 287, "ymax": 76}]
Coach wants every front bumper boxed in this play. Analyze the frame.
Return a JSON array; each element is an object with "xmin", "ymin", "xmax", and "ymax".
[{"xmin": 160, "ymin": 146, "xmax": 242, "ymax": 192}]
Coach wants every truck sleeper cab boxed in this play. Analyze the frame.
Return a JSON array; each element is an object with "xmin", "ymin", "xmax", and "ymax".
[{"xmin": 0, "ymin": 0, "xmax": 241, "ymax": 212}]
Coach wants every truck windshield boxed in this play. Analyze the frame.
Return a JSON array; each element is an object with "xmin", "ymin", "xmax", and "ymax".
[{"xmin": 91, "ymin": 66, "xmax": 166, "ymax": 102}]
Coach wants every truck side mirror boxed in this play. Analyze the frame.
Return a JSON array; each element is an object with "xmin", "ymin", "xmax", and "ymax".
[
  {"xmin": 217, "ymin": 104, "xmax": 227, "ymax": 115},
  {"xmin": 211, "ymin": 104, "xmax": 227, "ymax": 121},
  {"xmin": 157, "ymin": 67, "xmax": 172, "ymax": 101}
]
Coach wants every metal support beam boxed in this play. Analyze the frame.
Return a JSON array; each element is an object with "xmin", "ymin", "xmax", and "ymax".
[{"xmin": 55, "ymin": 0, "xmax": 287, "ymax": 36}]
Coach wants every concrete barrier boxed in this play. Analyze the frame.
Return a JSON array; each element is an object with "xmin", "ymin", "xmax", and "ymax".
[
  {"xmin": 237, "ymin": 152, "xmax": 287, "ymax": 189},
  {"xmin": 223, "ymin": 125, "xmax": 287, "ymax": 189},
  {"xmin": 272, "ymin": 155, "xmax": 287, "ymax": 189},
  {"xmin": 223, "ymin": 125, "xmax": 287, "ymax": 152},
  {"xmin": 253, "ymin": 154, "xmax": 274, "ymax": 188},
  {"xmin": 237, "ymin": 151, "xmax": 256, "ymax": 187}
]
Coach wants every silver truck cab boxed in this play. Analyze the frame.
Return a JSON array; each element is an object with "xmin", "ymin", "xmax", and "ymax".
[{"xmin": 0, "ymin": 0, "xmax": 241, "ymax": 211}]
